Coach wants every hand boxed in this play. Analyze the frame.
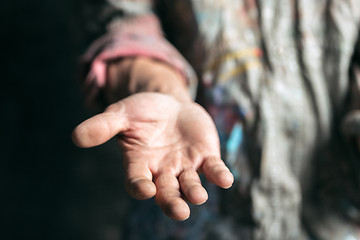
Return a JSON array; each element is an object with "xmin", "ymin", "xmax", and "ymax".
[{"xmin": 72, "ymin": 92, "xmax": 234, "ymax": 221}]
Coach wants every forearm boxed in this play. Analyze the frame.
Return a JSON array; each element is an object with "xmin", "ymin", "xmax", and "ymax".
[{"xmin": 105, "ymin": 57, "xmax": 192, "ymax": 103}]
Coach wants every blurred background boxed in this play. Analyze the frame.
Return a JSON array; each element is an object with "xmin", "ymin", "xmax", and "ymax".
[
  {"xmin": 1, "ymin": 1, "xmax": 132, "ymax": 239},
  {"xmin": 3, "ymin": 1, "xmax": 360, "ymax": 240}
]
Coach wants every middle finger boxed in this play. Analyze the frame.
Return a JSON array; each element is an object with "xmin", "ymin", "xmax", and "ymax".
[{"xmin": 155, "ymin": 172, "xmax": 190, "ymax": 221}]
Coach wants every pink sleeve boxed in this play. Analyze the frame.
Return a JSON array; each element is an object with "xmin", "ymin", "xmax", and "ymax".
[{"xmin": 81, "ymin": 14, "xmax": 197, "ymax": 105}]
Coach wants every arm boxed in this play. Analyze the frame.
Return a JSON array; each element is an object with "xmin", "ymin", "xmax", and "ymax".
[
  {"xmin": 81, "ymin": 2, "xmax": 197, "ymax": 108},
  {"xmin": 73, "ymin": 0, "xmax": 233, "ymax": 221},
  {"xmin": 105, "ymin": 57, "xmax": 191, "ymax": 103}
]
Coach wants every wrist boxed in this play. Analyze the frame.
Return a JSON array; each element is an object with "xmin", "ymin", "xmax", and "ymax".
[{"xmin": 106, "ymin": 57, "xmax": 192, "ymax": 103}]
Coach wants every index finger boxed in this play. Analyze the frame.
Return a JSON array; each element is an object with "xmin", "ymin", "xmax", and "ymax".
[{"xmin": 125, "ymin": 161, "xmax": 156, "ymax": 200}]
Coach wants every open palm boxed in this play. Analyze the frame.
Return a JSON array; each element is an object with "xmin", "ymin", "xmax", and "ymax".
[{"xmin": 72, "ymin": 93, "xmax": 233, "ymax": 220}]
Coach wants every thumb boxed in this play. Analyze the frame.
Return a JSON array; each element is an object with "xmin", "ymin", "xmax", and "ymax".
[{"xmin": 72, "ymin": 103, "xmax": 129, "ymax": 148}]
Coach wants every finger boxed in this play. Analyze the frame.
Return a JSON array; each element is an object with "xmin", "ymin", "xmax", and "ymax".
[
  {"xmin": 155, "ymin": 173, "xmax": 190, "ymax": 221},
  {"xmin": 72, "ymin": 104, "xmax": 129, "ymax": 148},
  {"xmin": 179, "ymin": 169, "xmax": 208, "ymax": 205},
  {"xmin": 125, "ymin": 162, "xmax": 156, "ymax": 200},
  {"xmin": 201, "ymin": 156, "xmax": 234, "ymax": 189}
]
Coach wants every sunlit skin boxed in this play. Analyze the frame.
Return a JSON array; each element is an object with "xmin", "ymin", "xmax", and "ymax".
[{"xmin": 72, "ymin": 58, "xmax": 234, "ymax": 221}]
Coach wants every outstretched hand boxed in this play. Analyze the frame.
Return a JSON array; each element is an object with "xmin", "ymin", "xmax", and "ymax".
[{"xmin": 72, "ymin": 92, "xmax": 233, "ymax": 221}]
